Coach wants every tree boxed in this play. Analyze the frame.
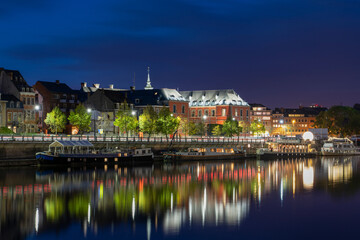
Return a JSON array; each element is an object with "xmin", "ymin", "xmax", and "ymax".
[
  {"xmin": 222, "ymin": 117, "xmax": 240, "ymax": 137},
  {"xmin": 195, "ymin": 122, "xmax": 206, "ymax": 136},
  {"xmin": 68, "ymin": 104, "xmax": 91, "ymax": 134},
  {"xmin": 212, "ymin": 125, "xmax": 222, "ymax": 136},
  {"xmin": 114, "ymin": 102, "xmax": 138, "ymax": 140},
  {"xmin": 139, "ymin": 106, "xmax": 158, "ymax": 139},
  {"xmin": 44, "ymin": 107, "xmax": 67, "ymax": 134},
  {"xmin": 250, "ymin": 121, "xmax": 265, "ymax": 136},
  {"xmin": 179, "ymin": 117, "xmax": 193, "ymax": 137},
  {"xmin": 156, "ymin": 107, "xmax": 180, "ymax": 141},
  {"xmin": 315, "ymin": 106, "xmax": 360, "ymax": 137}
]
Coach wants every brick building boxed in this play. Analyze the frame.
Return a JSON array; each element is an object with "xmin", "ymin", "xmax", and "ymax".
[
  {"xmin": 180, "ymin": 89, "xmax": 250, "ymax": 125},
  {"xmin": 0, "ymin": 94, "xmax": 24, "ymax": 133},
  {"xmin": 272, "ymin": 106, "xmax": 327, "ymax": 136},
  {"xmin": 34, "ymin": 80, "xmax": 80, "ymax": 133},
  {"xmin": 249, "ymin": 103, "xmax": 272, "ymax": 134}
]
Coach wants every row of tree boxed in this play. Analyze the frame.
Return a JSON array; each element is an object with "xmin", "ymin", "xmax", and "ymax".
[
  {"xmin": 44, "ymin": 104, "xmax": 267, "ymax": 137},
  {"xmin": 315, "ymin": 106, "xmax": 360, "ymax": 137}
]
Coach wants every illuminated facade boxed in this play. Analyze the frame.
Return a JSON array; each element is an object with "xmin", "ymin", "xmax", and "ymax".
[
  {"xmin": 272, "ymin": 106, "xmax": 327, "ymax": 136},
  {"xmin": 249, "ymin": 103, "xmax": 272, "ymax": 133},
  {"xmin": 180, "ymin": 89, "xmax": 250, "ymax": 125}
]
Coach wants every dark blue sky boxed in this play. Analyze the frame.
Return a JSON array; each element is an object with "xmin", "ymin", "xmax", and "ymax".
[{"xmin": 1, "ymin": 0, "xmax": 359, "ymax": 108}]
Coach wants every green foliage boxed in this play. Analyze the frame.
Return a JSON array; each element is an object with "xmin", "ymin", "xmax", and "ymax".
[
  {"xmin": 179, "ymin": 117, "xmax": 192, "ymax": 136},
  {"xmin": 195, "ymin": 122, "xmax": 206, "ymax": 136},
  {"xmin": 68, "ymin": 104, "xmax": 91, "ymax": 133},
  {"xmin": 0, "ymin": 127, "xmax": 13, "ymax": 134},
  {"xmin": 44, "ymin": 106, "xmax": 67, "ymax": 134},
  {"xmin": 315, "ymin": 106, "xmax": 360, "ymax": 137},
  {"xmin": 114, "ymin": 102, "xmax": 138, "ymax": 138},
  {"xmin": 222, "ymin": 117, "xmax": 242, "ymax": 137},
  {"xmin": 250, "ymin": 121, "xmax": 265, "ymax": 136},
  {"xmin": 139, "ymin": 106, "xmax": 158, "ymax": 138},
  {"xmin": 156, "ymin": 107, "xmax": 180, "ymax": 140},
  {"xmin": 211, "ymin": 125, "xmax": 222, "ymax": 136}
]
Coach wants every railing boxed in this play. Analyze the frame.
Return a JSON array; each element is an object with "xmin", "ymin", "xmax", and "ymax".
[{"xmin": 0, "ymin": 134, "xmax": 268, "ymax": 144}]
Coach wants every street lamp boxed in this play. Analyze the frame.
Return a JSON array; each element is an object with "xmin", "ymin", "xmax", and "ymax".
[
  {"xmin": 132, "ymin": 111, "xmax": 136, "ymax": 116},
  {"xmin": 291, "ymin": 119, "xmax": 296, "ymax": 137},
  {"xmin": 34, "ymin": 105, "xmax": 41, "ymax": 133},
  {"xmin": 203, "ymin": 115, "xmax": 208, "ymax": 137},
  {"xmin": 87, "ymin": 108, "xmax": 96, "ymax": 138}
]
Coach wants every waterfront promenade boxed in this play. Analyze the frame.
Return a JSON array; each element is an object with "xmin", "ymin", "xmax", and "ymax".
[{"xmin": 0, "ymin": 134, "xmax": 266, "ymax": 160}]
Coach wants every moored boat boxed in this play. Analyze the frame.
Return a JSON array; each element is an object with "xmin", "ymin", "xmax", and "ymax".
[
  {"xmin": 164, "ymin": 147, "xmax": 244, "ymax": 161},
  {"xmin": 321, "ymin": 138, "xmax": 360, "ymax": 156},
  {"xmin": 35, "ymin": 140, "xmax": 153, "ymax": 165}
]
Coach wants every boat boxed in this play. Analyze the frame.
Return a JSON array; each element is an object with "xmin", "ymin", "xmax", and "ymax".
[
  {"xmin": 256, "ymin": 148, "xmax": 316, "ymax": 159},
  {"xmin": 36, "ymin": 140, "xmax": 154, "ymax": 164},
  {"xmin": 164, "ymin": 147, "xmax": 244, "ymax": 161},
  {"xmin": 321, "ymin": 138, "xmax": 360, "ymax": 156}
]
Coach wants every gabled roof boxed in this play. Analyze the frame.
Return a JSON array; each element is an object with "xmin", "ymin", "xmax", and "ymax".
[
  {"xmin": 0, "ymin": 94, "xmax": 21, "ymax": 102},
  {"xmin": 102, "ymin": 89, "xmax": 127, "ymax": 103},
  {"xmin": 37, "ymin": 81, "xmax": 77, "ymax": 94},
  {"xmin": 49, "ymin": 140, "xmax": 93, "ymax": 148},
  {"xmin": 180, "ymin": 89, "xmax": 249, "ymax": 107},
  {"xmin": 127, "ymin": 88, "xmax": 186, "ymax": 106},
  {"xmin": 3, "ymin": 69, "xmax": 32, "ymax": 92}
]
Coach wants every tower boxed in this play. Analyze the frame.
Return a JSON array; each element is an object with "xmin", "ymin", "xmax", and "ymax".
[{"xmin": 144, "ymin": 67, "xmax": 153, "ymax": 90}]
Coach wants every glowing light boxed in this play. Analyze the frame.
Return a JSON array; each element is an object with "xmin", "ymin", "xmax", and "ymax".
[
  {"xmin": 303, "ymin": 131, "xmax": 314, "ymax": 141},
  {"xmin": 35, "ymin": 105, "xmax": 40, "ymax": 110},
  {"xmin": 35, "ymin": 208, "xmax": 39, "ymax": 233},
  {"xmin": 87, "ymin": 204, "xmax": 91, "ymax": 224},
  {"xmin": 171, "ymin": 193, "xmax": 173, "ymax": 212},
  {"xmin": 132, "ymin": 196, "xmax": 136, "ymax": 220},
  {"xmin": 303, "ymin": 165, "xmax": 314, "ymax": 190},
  {"xmin": 132, "ymin": 111, "xmax": 136, "ymax": 116},
  {"xmin": 87, "ymin": 108, "xmax": 92, "ymax": 113}
]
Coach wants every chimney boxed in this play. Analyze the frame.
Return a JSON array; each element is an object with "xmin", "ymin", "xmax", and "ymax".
[
  {"xmin": 93, "ymin": 83, "xmax": 100, "ymax": 88},
  {"xmin": 55, "ymin": 80, "xmax": 60, "ymax": 84},
  {"xmin": 109, "ymin": 84, "xmax": 114, "ymax": 89},
  {"xmin": 81, "ymin": 82, "xmax": 87, "ymax": 88}
]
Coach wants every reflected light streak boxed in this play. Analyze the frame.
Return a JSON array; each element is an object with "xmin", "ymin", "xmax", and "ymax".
[
  {"xmin": 35, "ymin": 208, "xmax": 39, "ymax": 233},
  {"xmin": 303, "ymin": 165, "xmax": 314, "ymax": 190},
  {"xmin": 87, "ymin": 204, "xmax": 91, "ymax": 224},
  {"xmin": 132, "ymin": 196, "xmax": 135, "ymax": 220}
]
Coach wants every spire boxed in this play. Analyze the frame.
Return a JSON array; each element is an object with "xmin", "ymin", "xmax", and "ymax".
[{"xmin": 144, "ymin": 66, "xmax": 153, "ymax": 90}]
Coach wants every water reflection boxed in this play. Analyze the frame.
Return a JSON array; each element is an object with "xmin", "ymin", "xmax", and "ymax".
[{"xmin": 0, "ymin": 156, "xmax": 360, "ymax": 239}]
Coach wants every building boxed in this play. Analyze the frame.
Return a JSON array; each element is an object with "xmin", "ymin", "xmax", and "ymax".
[
  {"xmin": 3, "ymin": 69, "xmax": 38, "ymax": 133},
  {"xmin": 249, "ymin": 103, "xmax": 272, "ymax": 134},
  {"xmin": 127, "ymin": 88, "xmax": 189, "ymax": 119},
  {"xmin": 33, "ymin": 80, "xmax": 80, "ymax": 133},
  {"xmin": 180, "ymin": 89, "xmax": 250, "ymax": 125},
  {"xmin": 0, "ymin": 94, "xmax": 7, "ymax": 127},
  {"xmin": 272, "ymin": 106, "xmax": 327, "ymax": 136},
  {"xmin": 85, "ymin": 88, "xmax": 129, "ymax": 135},
  {"xmin": 0, "ymin": 94, "xmax": 24, "ymax": 133}
]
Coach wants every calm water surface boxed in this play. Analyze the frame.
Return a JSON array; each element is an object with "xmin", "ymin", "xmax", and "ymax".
[{"xmin": 1, "ymin": 156, "xmax": 360, "ymax": 240}]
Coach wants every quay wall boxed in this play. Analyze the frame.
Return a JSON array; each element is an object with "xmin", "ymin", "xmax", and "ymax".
[{"xmin": 0, "ymin": 141, "xmax": 261, "ymax": 160}]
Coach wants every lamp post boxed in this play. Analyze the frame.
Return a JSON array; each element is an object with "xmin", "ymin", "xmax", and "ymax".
[
  {"xmin": 34, "ymin": 105, "xmax": 40, "ymax": 133},
  {"xmin": 203, "ymin": 115, "xmax": 208, "ymax": 137},
  {"xmin": 87, "ymin": 108, "xmax": 95, "ymax": 139},
  {"xmin": 291, "ymin": 119, "xmax": 296, "ymax": 137}
]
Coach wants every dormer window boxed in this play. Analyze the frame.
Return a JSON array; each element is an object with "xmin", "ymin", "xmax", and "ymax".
[{"xmin": 135, "ymin": 99, "xmax": 140, "ymax": 104}]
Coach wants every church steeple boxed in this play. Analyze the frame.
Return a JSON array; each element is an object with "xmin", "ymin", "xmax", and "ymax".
[{"xmin": 144, "ymin": 66, "xmax": 153, "ymax": 90}]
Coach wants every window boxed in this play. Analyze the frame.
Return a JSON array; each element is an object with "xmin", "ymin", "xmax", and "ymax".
[
  {"xmin": 31, "ymin": 98, "xmax": 35, "ymax": 105},
  {"xmin": 235, "ymin": 109, "xmax": 238, "ymax": 116},
  {"xmin": 16, "ymin": 102, "xmax": 20, "ymax": 108},
  {"xmin": 198, "ymin": 110, "xmax": 202, "ymax": 117},
  {"xmin": 246, "ymin": 110, "xmax": 249, "ymax": 117},
  {"xmin": 13, "ymin": 112, "xmax": 17, "ymax": 122},
  {"xmin": 191, "ymin": 110, "xmax": 195, "ymax": 117},
  {"xmin": 173, "ymin": 105, "xmax": 176, "ymax": 113},
  {"xmin": 135, "ymin": 99, "xmax": 140, "ymax": 104},
  {"xmin": 204, "ymin": 110, "xmax": 209, "ymax": 116},
  {"xmin": 10, "ymin": 101, "xmax": 14, "ymax": 108},
  {"xmin": 7, "ymin": 113, "xmax": 12, "ymax": 122},
  {"xmin": 211, "ymin": 109, "xmax": 215, "ymax": 116},
  {"xmin": 54, "ymin": 94, "xmax": 59, "ymax": 99},
  {"xmin": 222, "ymin": 108, "xmax": 226, "ymax": 116},
  {"xmin": 181, "ymin": 105, "xmax": 185, "ymax": 114},
  {"xmin": 240, "ymin": 109, "xmax": 243, "ymax": 116}
]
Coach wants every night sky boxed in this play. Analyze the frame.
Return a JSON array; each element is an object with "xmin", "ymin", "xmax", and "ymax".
[{"xmin": 1, "ymin": 0, "xmax": 359, "ymax": 108}]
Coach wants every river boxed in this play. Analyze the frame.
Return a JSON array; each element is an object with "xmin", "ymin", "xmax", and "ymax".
[{"xmin": 1, "ymin": 156, "xmax": 360, "ymax": 240}]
